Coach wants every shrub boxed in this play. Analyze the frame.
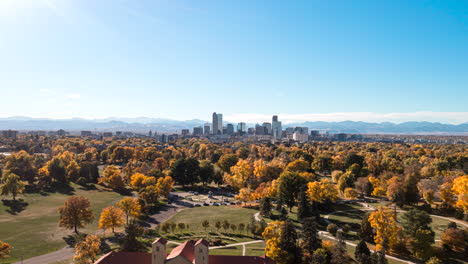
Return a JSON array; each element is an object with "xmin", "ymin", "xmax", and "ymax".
[{"xmin": 327, "ymin": 223, "xmax": 338, "ymax": 236}]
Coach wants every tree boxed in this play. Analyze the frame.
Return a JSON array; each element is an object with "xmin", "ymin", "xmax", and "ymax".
[
  {"xmin": 355, "ymin": 239, "xmax": 371, "ymax": 264},
  {"xmin": 215, "ymin": 221, "xmax": 222, "ymax": 233},
  {"xmin": 236, "ymin": 188, "xmax": 254, "ymax": 205},
  {"xmin": 312, "ymin": 155, "xmax": 333, "ymax": 174},
  {"xmin": 368, "ymin": 206, "xmax": 401, "ymax": 252},
  {"xmin": 202, "ymin": 220, "xmax": 210, "ymax": 232},
  {"xmin": 262, "ymin": 220, "xmax": 285, "ymax": 263},
  {"xmin": 279, "ymin": 220, "xmax": 300, "ymax": 264},
  {"xmin": 74, "ymin": 235, "xmax": 101, "ymax": 264},
  {"xmin": 170, "ymin": 158, "xmax": 200, "ymax": 186},
  {"xmin": 260, "ymin": 197, "xmax": 272, "ymax": 217},
  {"xmin": 217, "ymin": 154, "xmax": 239, "ymax": 173},
  {"xmin": 226, "ymin": 159, "xmax": 252, "ymax": 189},
  {"xmin": 0, "ymin": 172, "xmax": 25, "ymax": 200},
  {"xmin": 359, "ymin": 212, "xmax": 374, "ymax": 242},
  {"xmin": 130, "ymin": 173, "xmax": 154, "ymax": 190},
  {"xmin": 441, "ymin": 226, "xmax": 467, "ymax": 253},
  {"xmin": 425, "ymin": 257, "xmax": 443, "ymax": 264},
  {"xmin": 223, "ymin": 220, "xmax": 230, "ymax": 232},
  {"xmin": 285, "ymin": 160, "xmax": 310, "ymax": 173},
  {"xmin": 327, "ymin": 223, "xmax": 338, "ymax": 236},
  {"xmin": 411, "ymin": 229, "xmax": 434, "ymax": 260},
  {"xmin": 4, "ymin": 150, "xmax": 36, "ymax": 183},
  {"xmin": 99, "ymin": 206, "xmax": 125, "ymax": 233},
  {"xmin": 100, "ymin": 165, "xmax": 125, "ymax": 190},
  {"xmin": 0, "ymin": 240, "xmax": 11, "ymax": 259},
  {"xmin": 307, "ymin": 179, "xmax": 339, "ymax": 203},
  {"xmin": 301, "ymin": 217, "xmax": 321, "ymax": 260},
  {"xmin": 331, "ymin": 231, "xmax": 348, "ymax": 264},
  {"xmin": 47, "ymin": 156, "xmax": 67, "ymax": 182},
  {"xmin": 199, "ymin": 160, "xmax": 215, "ymax": 186},
  {"xmin": 279, "ymin": 172, "xmax": 307, "ymax": 211},
  {"xmin": 343, "ymin": 187, "xmax": 359, "ymax": 199},
  {"xmin": 58, "ymin": 196, "xmax": 94, "ymax": 233},
  {"xmin": 117, "ymin": 197, "xmax": 141, "ymax": 224},
  {"xmin": 119, "ymin": 220, "xmax": 146, "ymax": 252},
  {"xmin": 140, "ymin": 185, "xmax": 161, "ymax": 206},
  {"xmin": 401, "ymin": 208, "xmax": 433, "ymax": 237},
  {"xmin": 156, "ymin": 176, "xmax": 174, "ymax": 198},
  {"xmin": 297, "ymin": 187, "xmax": 312, "ymax": 221},
  {"xmin": 66, "ymin": 160, "xmax": 81, "ymax": 182},
  {"xmin": 452, "ymin": 175, "xmax": 468, "ymax": 217},
  {"xmin": 370, "ymin": 251, "xmax": 387, "ymax": 264}
]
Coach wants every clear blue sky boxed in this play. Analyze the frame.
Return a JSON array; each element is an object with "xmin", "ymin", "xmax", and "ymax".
[{"xmin": 0, "ymin": 0, "xmax": 467, "ymax": 123}]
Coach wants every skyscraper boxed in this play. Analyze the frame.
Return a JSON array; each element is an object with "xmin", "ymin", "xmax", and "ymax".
[
  {"xmin": 272, "ymin": 115, "xmax": 282, "ymax": 139},
  {"xmin": 237, "ymin": 122, "xmax": 247, "ymax": 135},
  {"xmin": 212, "ymin": 112, "xmax": 219, "ymax": 135},
  {"xmin": 204, "ymin": 123, "xmax": 211, "ymax": 135},
  {"xmin": 217, "ymin": 113, "xmax": 223, "ymax": 134},
  {"xmin": 226, "ymin": 124, "xmax": 234, "ymax": 135}
]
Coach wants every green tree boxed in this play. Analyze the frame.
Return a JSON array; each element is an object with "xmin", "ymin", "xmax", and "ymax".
[
  {"xmin": 278, "ymin": 172, "xmax": 307, "ymax": 212},
  {"xmin": 0, "ymin": 172, "xmax": 26, "ymax": 200},
  {"xmin": 359, "ymin": 212, "xmax": 374, "ymax": 242},
  {"xmin": 119, "ymin": 220, "xmax": 147, "ymax": 252},
  {"xmin": 199, "ymin": 160, "xmax": 215, "ymax": 186},
  {"xmin": 401, "ymin": 208, "xmax": 432, "ymax": 237},
  {"xmin": 411, "ymin": 229, "xmax": 435, "ymax": 260},
  {"xmin": 47, "ymin": 156, "xmax": 67, "ymax": 182},
  {"xmin": 355, "ymin": 239, "xmax": 371, "ymax": 264},
  {"xmin": 301, "ymin": 217, "xmax": 321, "ymax": 258},
  {"xmin": 260, "ymin": 197, "xmax": 272, "ymax": 217},
  {"xmin": 297, "ymin": 187, "xmax": 312, "ymax": 221},
  {"xmin": 279, "ymin": 220, "xmax": 300, "ymax": 264},
  {"xmin": 217, "ymin": 154, "xmax": 239, "ymax": 173}
]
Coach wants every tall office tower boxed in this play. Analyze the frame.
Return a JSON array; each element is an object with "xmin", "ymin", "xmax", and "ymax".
[
  {"xmin": 193, "ymin": 126, "xmax": 203, "ymax": 136},
  {"xmin": 217, "ymin": 113, "xmax": 223, "ymax": 134},
  {"xmin": 212, "ymin": 112, "xmax": 219, "ymax": 135},
  {"xmin": 262, "ymin": 122, "xmax": 272, "ymax": 135},
  {"xmin": 204, "ymin": 123, "xmax": 211, "ymax": 135},
  {"xmin": 237, "ymin": 122, "xmax": 247, "ymax": 135},
  {"xmin": 226, "ymin": 124, "xmax": 234, "ymax": 135},
  {"xmin": 272, "ymin": 115, "xmax": 282, "ymax": 139},
  {"xmin": 255, "ymin": 124, "xmax": 265, "ymax": 135}
]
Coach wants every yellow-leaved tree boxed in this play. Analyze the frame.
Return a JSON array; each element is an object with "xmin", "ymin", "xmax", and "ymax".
[
  {"xmin": 73, "ymin": 235, "xmax": 101, "ymax": 264},
  {"xmin": 117, "ymin": 197, "xmax": 141, "ymax": 224},
  {"xmin": 236, "ymin": 188, "xmax": 254, "ymax": 205},
  {"xmin": 440, "ymin": 182, "xmax": 456, "ymax": 206},
  {"xmin": 368, "ymin": 206, "xmax": 401, "ymax": 252},
  {"xmin": 225, "ymin": 159, "xmax": 252, "ymax": 189},
  {"xmin": 99, "ymin": 165, "xmax": 125, "ymax": 190},
  {"xmin": 98, "ymin": 206, "xmax": 125, "ymax": 233},
  {"xmin": 262, "ymin": 221, "xmax": 285, "ymax": 263},
  {"xmin": 0, "ymin": 240, "xmax": 11, "ymax": 259},
  {"xmin": 306, "ymin": 179, "xmax": 339, "ymax": 203},
  {"xmin": 451, "ymin": 175, "xmax": 468, "ymax": 216},
  {"xmin": 155, "ymin": 176, "xmax": 175, "ymax": 198}
]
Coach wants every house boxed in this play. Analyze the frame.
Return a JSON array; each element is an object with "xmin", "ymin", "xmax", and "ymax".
[{"xmin": 94, "ymin": 238, "xmax": 274, "ymax": 264}]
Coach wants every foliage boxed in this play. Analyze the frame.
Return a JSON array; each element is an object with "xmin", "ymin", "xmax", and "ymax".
[
  {"xmin": 368, "ymin": 206, "xmax": 401, "ymax": 252},
  {"xmin": 401, "ymin": 208, "xmax": 433, "ymax": 237},
  {"xmin": 0, "ymin": 172, "xmax": 26, "ymax": 200},
  {"xmin": 0, "ymin": 240, "xmax": 11, "ymax": 259},
  {"xmin": 262, "ymin": 220, "xmax": 284, "ymax": 263},
  {"xmin": 100, "ymin": 165, "xmax": 125, "ymax": 190},
  {"xmin": 278, "ymin": 171, "xmax": 307, "ymax": 211},
  {"xmin": 58, "ymin": 196, "xmax": 94, "ymax": 233},
  {"xmin": 119, "ymin": 220, "xmax": 146, "ymax": 252},
  {"xmin": 117, "ymin": 197, "xmax": 141, "ymax": 224},
  {"xmin": 73, "ymin": 235, "xmax": 101, "ymax": 264},
  {"xmin": 307, "ymin": 179, "xmax": 339, "ymax": 203},
  {"xmin": 98, "ymin": 206, "xmax": 125, "ymax": 233}
]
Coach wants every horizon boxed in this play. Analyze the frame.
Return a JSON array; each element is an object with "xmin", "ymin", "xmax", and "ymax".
[{"xmin": 1, "ymin": 0, "xmax": 467, "ymax": 122}]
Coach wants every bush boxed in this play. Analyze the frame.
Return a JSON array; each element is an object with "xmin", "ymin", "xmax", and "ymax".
[
  {"xmin": 327, "ymin": 223, "xmax": 338, "ymax": 236},
  {"xmin": 342, "ymin": 224, "xmax": 351, "ymax": 234}
]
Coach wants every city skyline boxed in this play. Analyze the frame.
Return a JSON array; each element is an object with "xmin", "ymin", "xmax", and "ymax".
[{"xmin": 0, "ymin": 0, "xmax": 467, "ymax": 122}]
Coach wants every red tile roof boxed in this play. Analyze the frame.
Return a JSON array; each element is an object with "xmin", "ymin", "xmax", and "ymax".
[
  {"xmin": 94, "ymin": 252, "xmax": 151, "ymax": 264},
  {"xmin": 166, "ymin": 240, "xmax": 195, "ymax": 262},
  {"xmin": 194, "ymin": 239, "xmax": 210, "ymax": 247},
  {"xmin": 154, "ymin": 237, "xmax": 168, "ymax": 245}
]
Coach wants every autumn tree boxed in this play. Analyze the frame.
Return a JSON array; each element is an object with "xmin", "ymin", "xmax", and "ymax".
[
  {"xmin": 155, "ymin": 176, "xmax": 174, "ymax": 198},
  {"xmin": 262, "ymin": 220, "xmax": 285, "ymax": 263},
  {"xmin": 441, "ymin": 225, "xmax": 467, "ymax": 253},
  {"xmin": 0, "ymin": 172, "xmax": 26, "ymax": 200},
  {"xmin": 47, "ymin": 156, "xmax": 67, "ymax": 182},
  {"xmin": 74, "ymin": 235, "xmax": 101, "ymax": 264},
  {"xmin": 58, "ymin": 196, "xmax": 94, "ymax": 233},
  {"xmin": 236, "ymin": 188, "xmax": 254, "ymax": 205},
  {"xmin": 226, "ymin": 159, "xmax": 253, "ymax": 189},
  {"xmin": 4, "ymin": 150, "xmax": 36, "ymax": 183},
  {"xmin": 307, "ymin": 179, "xmax": 339, "ymax": 203},
  {"xmin": 117, "ymin": 197, "xmax": 141, "ymax": 224},
  {"xmin": 0, "ymin": 240, "xmax": 11, "ymax": 259},
  {"xmin": 452, "ymin": 175, "xmax": 468, "ymax": 217},
  {"xmin": 368, "ymin": 206, "xmax": 401, "ymax": 252},
  {"xmin": 99, "ymin": 206, "xmax": 125, "ymax": 233},
  {"xmin": 100, "ymin": 165, "xmax": 125, "ymax": 190}
]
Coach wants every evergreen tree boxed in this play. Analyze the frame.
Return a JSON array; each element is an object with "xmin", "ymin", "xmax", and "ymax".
[
  {"xmin": 119, "ymin": 220, "xmax": 146, "ymax": 252},
  {"xmin": 297, "ymin": 187, "xmax": 312, "ymax": 221},
  {"xmin": 359, "ymin": 212, "xmax": 374, "ymax": 242},
  {"xmin": 355, "ymin": 239, "xmax": 371, "ymax": 264},
  {"xmin": 302, "ymin": 217, "xmax": 321, "ymax": 260},
  {"xmin": 401, "ymin": 208, "xmax": 433, "ymax": 237},
  {"xmin": 279, "ymin": 220, "xmax": 300, "ymax": 264},
  {"xmin": 279, "ymin": 206, "xmax": 288, "ymax": 220},
  {"xmin": 370, "ymin": 251, "xmax": 388, "ymax": 264},
  {"xmin": 330, "ymin": 230, "xmax": 348, "ymax": 264},
  {"xmin": 260, "ymin": 197, "xmax": 272, "ymax": 217}
]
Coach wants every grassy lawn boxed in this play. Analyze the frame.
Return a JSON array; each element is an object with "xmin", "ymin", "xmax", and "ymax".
[
  {"xmin": 0, "ymin": 184, "xmax": 126, "ymax": 264},
  {"xmin": 159, "ymin": 206, "xmax": 258, "ymax": 244}
]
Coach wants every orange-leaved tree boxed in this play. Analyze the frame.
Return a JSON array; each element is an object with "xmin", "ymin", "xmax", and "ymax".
[
  {"xmin": 98, "ymin": 206, "xmax": 125, "ymax": 233},
  {"xmin": 58, "ymin": 196, "xmax": 94, "ymax": 233}
]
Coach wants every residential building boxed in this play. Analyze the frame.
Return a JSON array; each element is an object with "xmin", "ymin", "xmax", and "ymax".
[
  {"xmin": 204, "ymin": 123, "xmax": 211, "ymax": 135},
  {"xmin": 94, "ymin": 238, "xmax": 274, "ymax": 264},
  {"xmin": 1, "ymin": 130, "xmax": 18, "ymax": 139},
  {"xmin": 193, "ymin": 126, "xmax": 203, "ymax": 136}
]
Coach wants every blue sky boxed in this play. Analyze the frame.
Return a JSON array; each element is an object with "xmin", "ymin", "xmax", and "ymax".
[{"xmin": 0, "ymin": 0, "xmax": 467, "ymax": 124}]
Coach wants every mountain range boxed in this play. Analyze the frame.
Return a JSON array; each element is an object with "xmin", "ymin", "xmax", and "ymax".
[{"xmin": 0, "ymin": 117, "xmax": 467, "ymax": 135}]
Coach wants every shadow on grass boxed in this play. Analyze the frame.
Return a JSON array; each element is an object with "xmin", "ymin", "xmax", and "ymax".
[{"xmin": 2, "ymin": 198, "xmax": 28, "ymax": 215}]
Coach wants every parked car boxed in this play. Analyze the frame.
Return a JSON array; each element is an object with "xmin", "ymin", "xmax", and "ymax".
[
  {"xmin": 194, "ymin": 204, "xmax": 201, "ymax": 207},
  {"xmin": 203, "ymin": 203, "xmax": 210, "ymax": 206},
  {"xmin": 221, "ymin": 202, "xmax": 228, "ymax": 206},
  {"xmin": 213, "ymin": 202, "xmax": 220, "ymax": 206},
  {"xmin": 229, "ymin": 202, "xmax": 236, "ymax": 205}
]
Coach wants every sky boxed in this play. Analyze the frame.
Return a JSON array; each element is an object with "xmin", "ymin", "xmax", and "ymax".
[{"xmin": 0, "ymin": 0, "xmax": 467, "ymax": 124}]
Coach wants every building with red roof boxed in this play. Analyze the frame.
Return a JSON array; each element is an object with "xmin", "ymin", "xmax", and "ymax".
[{"xmin": 94, "ymin": 238, "xmax": 274, "ymax": 264}]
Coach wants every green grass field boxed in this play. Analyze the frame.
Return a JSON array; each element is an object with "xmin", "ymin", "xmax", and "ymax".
[
  {"xmin": 0, "ymin": 184, "xmax": 126, "ymax": 264},
  {"xmin": 160, "ymin": 206, "xmax": 258, "ymax": 244}
]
